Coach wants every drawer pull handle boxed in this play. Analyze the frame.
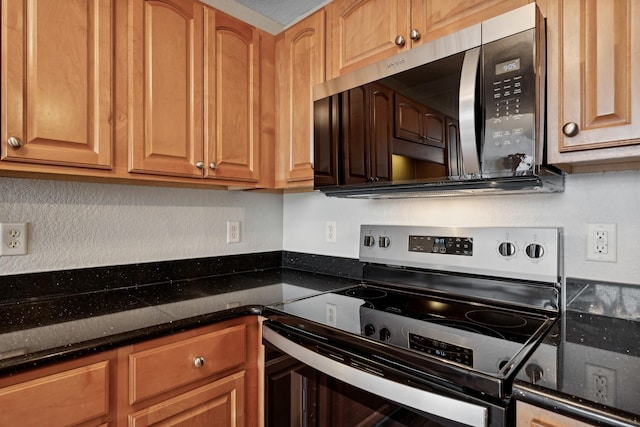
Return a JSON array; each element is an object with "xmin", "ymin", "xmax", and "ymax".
[{"xmin": 193, "ymin": 356, "xmax": 205, "ymax": 368}]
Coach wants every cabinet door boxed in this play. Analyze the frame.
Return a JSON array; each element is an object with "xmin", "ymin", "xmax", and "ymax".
[
  {"xmin": 327, "ymin": 0, "xmax": 410, "ymax": 77},
  {"xmin": 313, "ymin": 95, "xmax": 340, "ymax": 187},
  {"xmin": 547, "ymin": 0, "xmax": 640, "ymax": 169},
  {"xmin": 424, "ymin": 0, "xmax": 530, "ymax": 41},
  {"xmin": 369, "ymin": 83, "xmax": 393, "ymax": 182},
  {"xmin": 205, "ymin": 11, "xmax": 260, "ymax": 183},
  {"xmin": 342, "ymin": 86, "xmax": 369, "ymax": 184},
  {"xmin": 129, "ymin": 371, "xmax": 245, "ymax": 427},
  {"xmin": 1, "ymin": 0, "xmax": 113, "ymax": 169},
  {"xmin": 0, "ymin": 354, "xmax": 113, "ymax": 427},
  {"xmin": 129, "ymin": 0, "xmax": 204, "ymax": 178},
  {"xmin": 276, "ymin": 11, "xmax": 326, "ymax": 188}
]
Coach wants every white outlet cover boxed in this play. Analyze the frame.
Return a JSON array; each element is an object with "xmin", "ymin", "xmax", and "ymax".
[
  {"xmin": 226, "ymin": 221, "xmax": 241, "ymax": 243},
  {"xmin": 0, "ymin": 223, "xmax": 28, "ymax": 256},
  {"xmin": 586, "ymin": 223, "xmax": 616, "ymax": 262},
  {"xmin": 326, "ymin": 221, "xmax": 337, "ymax": 243}
]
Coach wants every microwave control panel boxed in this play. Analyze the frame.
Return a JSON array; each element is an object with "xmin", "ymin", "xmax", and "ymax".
[{"xmin": 482, "ymin": 28, "xmax": 538, "ymax": 175}]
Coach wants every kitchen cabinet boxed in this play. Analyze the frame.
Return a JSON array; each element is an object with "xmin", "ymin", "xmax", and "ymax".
[
  {"xmin": 129, "ymin": 0, "xmax": 261, "ymax": 184},
  {"xmin": 0, "ymin": 351, "xmax": 115, "ymax": 427},
  {"xmin": 275, "ymin": 10, "xmax": 326, "ymax": 189},
  {"xmin": 516, "ymin": 401, "xmax": 597, "ymax": 427},
  {"xmin": 120, "ymin": 317, "xmax": 260, "ymax": 427},
  {"xmin": 326, "ymin": 0, "xmax": 423, "ymax": 78},
  {"xmin": 546, "ymin": 0, "xmax": 640, "ymax": 172},
  {"xmin": 326, "ymin": 0, "xmax": 531, "ymax": 79},
  {"xmin": 1, "ymin": 0, "xmax": 113, "ymax": 169},
  {"xmin": 395, "ymin": 94, "xmax": 446, "ymax": 149},
  {"xmin": 342, "ymin": 83, "xmax": 393, "ymax": 185}
]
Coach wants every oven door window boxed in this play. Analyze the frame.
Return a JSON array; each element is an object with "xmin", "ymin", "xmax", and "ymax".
[{"xmin": 265, "ymin": 346, "xmax": 474, "ymax": 427}]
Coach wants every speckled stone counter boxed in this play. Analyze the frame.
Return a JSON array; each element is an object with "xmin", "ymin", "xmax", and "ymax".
[
  {"xmin": 0, "ymin": 251, "xmax": 362, "ymax": 375},
  {"xmin": 514, "ymin": 278, "xmax": 640, "ymax": 427}
]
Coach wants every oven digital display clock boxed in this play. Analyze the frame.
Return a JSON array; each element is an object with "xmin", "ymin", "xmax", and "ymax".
[
  {"xmin": 408, "ymin": 235, "xmax": 473, "ymax": 256},
  {"xmin": 409, "ymin": 333, "xmax": 474, "ymax": 367}
]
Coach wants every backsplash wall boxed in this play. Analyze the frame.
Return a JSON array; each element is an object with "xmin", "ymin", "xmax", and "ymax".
[
  {"xmin": 0, "ymin": 178, "xmax": 283, "ymax": 275},
  {"xmin": 283, "ymin": 170, "xmax": 640, "ymax": 285}
]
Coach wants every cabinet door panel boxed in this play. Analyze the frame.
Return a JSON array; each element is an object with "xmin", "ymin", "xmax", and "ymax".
[
  {"xmin": 206, "ymin": 12, "xmax": 260, "ymax": 182},
  {"xmin": 129, "ymin": 0, "xmax": 204, "ymax": 177},
  {"xmin": 277, "ymin": 11, "xmax": 325, "ymax": 187},
  {"xmin": 342, "ymin": 86, "xmax": 369, "ymax": 184},
  {"xmin": 1, "ymin": 0, "xmax": 113, "ymax": 169},
  {"xmin": 425, "ymin": 0, "xmax": 529, "ymax": 41},
  {"xmin": 328, "ymin": 0, "xmax": 410, "ymax": 77},
  {"xmin": 370, "ymin": 83, "xmax": 393, "ymax": 182},
  {"xmin": 557, "ymin": 0, "xmax": 639, "ymax": 151},
  {"xmin": 129, "ymin": 371, "xmax": 245, "ymax": 427}
]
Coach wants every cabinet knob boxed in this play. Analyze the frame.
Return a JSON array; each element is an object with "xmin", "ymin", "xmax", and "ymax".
[
  {"xmin": 562, "ymin": 122, "xmax": 579, "ymax": 137},
  {"xmin": 196, "ymin": 161, "xmax": 205, "ymax": 169},
  {"xmin": 193, "ymin": 356, "xmax": 206, "ymax": 368},
  {"xmin": 394, "ymin": 35, "xmax": 406, "ymax": 47},
  {"xmin": 7, "ymin": 136, "xmax": 23, "ymax": 149},
  {"xmin": 409, "ymin": 29, "xmax": 421, "ymax": 41},
  {"xmin": 209, "ymin": 162, "xmax": 217, "ymax": 171}
]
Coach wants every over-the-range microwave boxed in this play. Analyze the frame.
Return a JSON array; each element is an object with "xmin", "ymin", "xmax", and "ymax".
[{"xmin": 313, "ymin": 3, "xmax": 564, "ymax": 198}]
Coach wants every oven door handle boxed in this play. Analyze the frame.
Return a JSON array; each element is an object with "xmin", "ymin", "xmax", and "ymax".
[{"xmin": 263, "ymin": 326, "xmax": 488, "ymax": 427}]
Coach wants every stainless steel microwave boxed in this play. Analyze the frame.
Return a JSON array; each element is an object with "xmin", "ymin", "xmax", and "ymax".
[{"xmin": 313, "ymin": 3, "xmax": 563, "ymax": 198}]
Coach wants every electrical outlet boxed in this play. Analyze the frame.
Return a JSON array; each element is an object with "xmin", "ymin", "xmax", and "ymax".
[
  {"xmin": 0, "ymin": 223, "xmax": 28, "ymax": 256},
  {"xmin": 586, "ymin": 223, "xmax": 616, "ymax": 262},
  {"xmin": 226, "ymin": 221, "xmax": 240, "ymax": 243},
  {"xmin": 586, "ymin": 363, "xmax": 616, "ymax": 405},
  {"xmin": 326, "ymin": 221, "xmax": 337, "ymax": 243},
  {"xmin": 326, "ymin": 303, "xmax": 337, "ymax": 326}
]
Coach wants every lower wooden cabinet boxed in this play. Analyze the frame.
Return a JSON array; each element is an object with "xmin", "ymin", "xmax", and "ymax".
[
  {"xmin": 516, "ymin": 401, "xmax": 597, "ymax": 427},
  {"xmin": 0, "ymin": 352, "xmax": 115, "ymax": 427},
  {"xmin": 0, "ymin": 316, "xmax": 260, "ymax": 427},
  {"xmin": 128, "ymin": 371, "xmax": 246, "ymax": 427}
]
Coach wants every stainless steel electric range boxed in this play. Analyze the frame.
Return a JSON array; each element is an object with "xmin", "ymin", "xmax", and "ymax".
[{"xmin": 263, "ymin": 225, "xmax": 562, "ymax": 427}]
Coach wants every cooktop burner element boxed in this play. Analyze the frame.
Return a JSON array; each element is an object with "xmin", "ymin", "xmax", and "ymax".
[
  {"xmin": 466, "ymin": 310, "xmax": 528, "ymax": 328},
  {"xmin": 345, "ymin": 288, "xmax": 388, "ymax": 299}
]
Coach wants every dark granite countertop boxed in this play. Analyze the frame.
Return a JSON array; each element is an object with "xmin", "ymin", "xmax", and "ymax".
[
  {"xmin": 514, "ymin": 279, "xmax": 640, "ymax": 427},
  {"xmin": 0, "ymin": 258, "xmax": 360, "ymax": 376}
]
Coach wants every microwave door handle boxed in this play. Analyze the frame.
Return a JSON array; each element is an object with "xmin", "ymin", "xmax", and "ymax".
[{"xmin": 459, "ymin": 47, "xmax": 481, "ymax": 176}]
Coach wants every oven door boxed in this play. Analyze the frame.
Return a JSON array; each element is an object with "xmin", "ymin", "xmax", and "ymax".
[{"xmin": 263, "ymin": 322, "xmax": 509, "ymax": 427}]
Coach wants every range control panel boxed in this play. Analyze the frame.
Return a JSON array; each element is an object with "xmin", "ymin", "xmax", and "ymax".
[
  {"xmin": 360, "ymin": 225, "xmax": 561, "ymax": 283},
  {"xmin": 409, "ymin": 235, "xmax": 473, "ymax": 256}
]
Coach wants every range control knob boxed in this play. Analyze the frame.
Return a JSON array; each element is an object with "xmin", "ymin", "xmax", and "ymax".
[
  {"xmin": 498, "ymin": 242, "xmax": 516, "ymax": 257},
  {"xmin": 363, "ymin": 323, "xmax": 376, "ymax": 337},
  {"xmin": 526, "ymin": 243, "xmax": 545, "ymax": 259},
  {"xmin": 378, "ymin": 236, "xmax": 390, "ymax": 248},
  {"xmin": 363, "ymin": 235, "xmax": 376, "ymax": 247},
  {"xmin": 379, "ymin": 328, "xmax": 391, "ymax": 341},
  {"xmin": 525, "ymin": 363, "xmax": 544, "ymax": 384}
]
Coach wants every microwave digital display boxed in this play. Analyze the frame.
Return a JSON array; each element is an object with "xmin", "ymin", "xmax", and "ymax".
[{"xmin": 495, "ymin": 58, "xmax": 521, "ymax": 75}]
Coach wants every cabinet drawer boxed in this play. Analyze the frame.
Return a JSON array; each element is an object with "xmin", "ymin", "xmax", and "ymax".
[
  {"xmin": 0, "ymin": 361, "xmax": 109, "ymax": 426},
  {"xmin": 129, "ymin": 324, "xmax": 247, "ymax": 404}
]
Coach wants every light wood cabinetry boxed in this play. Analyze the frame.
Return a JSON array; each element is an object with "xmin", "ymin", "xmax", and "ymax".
[
  {"xmin": 205, "ymin": 11, "xmax": 261, "ymax": 184},
  {"xmin": 0, "ymin": 317, "xmax": 259, "ymax": 427},
  {"xmin": 275, "ymin": 11, "xmax": 326, "ymax": 189},
  {"xmin": 129, "ymin": 1, "xmax": 261, "ymax": 184},
  {"xmin": 516, "ymin": 401, "xmax": 597, "ymax": 427},
  {"xmin": 0, "ymin": 351, "xmax": 115, "ymax": 427},
  {"xmin": 1, "ymin": 0, "xmax": 114, "ymax": 169},
  {"xmin": 546, "ymin": 0, "xmax": 640, "ymax": 172},
  {"xmin": 128, "ymin": 0, "xmax": 204, "ymax": 178},
  {"xmin": 326, "ymin": 0, "xmax": 417, "ymax": 78},
  {"xmin": 119, "ymin": 317, "xmax": 260, "ymax": 427}
]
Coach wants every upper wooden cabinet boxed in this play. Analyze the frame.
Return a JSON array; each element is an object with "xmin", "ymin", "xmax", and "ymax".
[
  {"xmin": 326, "ymin": 0, "xmax": 530, "ymax": 79},
  {"xmin": 1, "ymin": 0, "xmax": 113, "ymax": 169},
  {"xmin": 275, "ymin": 11, "xmax": 326, "ymax": 189},
  {"xmin": 546, "ymin": 0, "xmax": 640, "ymax": 172},
  {"xmin": 129, "ymin": 1, "xmax": 261, "ymax": 184},
  {"xmin": 128, "ymin": 0, "xmax": 205, "ymax": 178},
  {"xmin": 326, "ymin": 0, "xmax": 413, "ymax": 78},
  {"xmin": 205, "ymin": 11, "xmax": 261, "ymax": 183}
]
